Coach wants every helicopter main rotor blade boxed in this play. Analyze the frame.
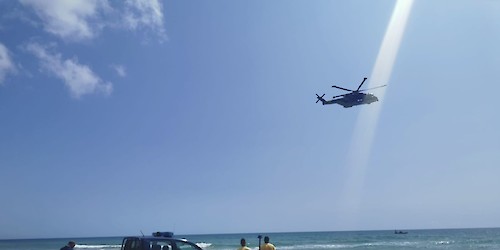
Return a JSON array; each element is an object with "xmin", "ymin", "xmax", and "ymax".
[
  {"xmin": 356, "ymin": 77, "xmax": 368, "ymax": 91},
  {"xmin": 332, "ymin": 93, "xmax": 349, "ymax": 99},
  {"xmin": 358, "ymin": 84, "xmax": 387, "ymax": 92},
  {"xmin": 331, "ymin": 85, "xmax": 353, "ymax": 92}
]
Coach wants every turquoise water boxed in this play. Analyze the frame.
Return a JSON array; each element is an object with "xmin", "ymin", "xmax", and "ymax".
[{"xmin": 2, "ymin": 228, "xmax": 500, "ymax": 250}]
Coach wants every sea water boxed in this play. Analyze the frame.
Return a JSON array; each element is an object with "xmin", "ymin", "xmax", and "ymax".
[{"xmin": 2, "ymin": 228, "xmax": 500, "ymax": 250}]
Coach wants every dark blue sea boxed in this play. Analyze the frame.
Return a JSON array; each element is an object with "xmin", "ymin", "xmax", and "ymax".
[{"xmin": 2, "ymin": 228, "xmax": 500, "ymax": 250}]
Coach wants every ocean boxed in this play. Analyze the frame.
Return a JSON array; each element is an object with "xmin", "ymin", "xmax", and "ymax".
[{"xmin": 2, "ymin": 228, "xmax": 500, "ymax": 250}]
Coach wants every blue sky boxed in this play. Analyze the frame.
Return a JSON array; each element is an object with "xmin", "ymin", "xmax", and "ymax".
[{"xmin": 1, "ymin": 0, "xmax": 500, "ymax": 239}]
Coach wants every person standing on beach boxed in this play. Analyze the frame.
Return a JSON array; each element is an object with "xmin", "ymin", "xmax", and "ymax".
[
  {"xmin": 260, "ymin": 236, "xmax": 276, "ymax": 250},
  {"xmin": 238, "ymin": 238, "xmax": 251, "ymax": 250},
  {"xmin": 60, "ymin": 241, "xmax": 76, "ymax": 250}
]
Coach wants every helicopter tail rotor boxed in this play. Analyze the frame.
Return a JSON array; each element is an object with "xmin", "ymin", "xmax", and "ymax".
[{"xmin": 316, "ymin": 94, "xmax": 326, "ymax": 104}]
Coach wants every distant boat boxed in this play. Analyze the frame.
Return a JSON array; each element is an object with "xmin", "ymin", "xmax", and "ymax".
[{"xmin": 394, "ymin": 230, "xmax": 408, "ymax": 234}]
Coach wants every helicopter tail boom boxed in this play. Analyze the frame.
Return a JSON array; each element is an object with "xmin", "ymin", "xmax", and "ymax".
[{"xmin": 316, "ymin": 93, "xmax": 339, "ymax": 105}]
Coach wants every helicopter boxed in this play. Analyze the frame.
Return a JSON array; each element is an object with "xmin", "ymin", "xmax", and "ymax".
[{"xmin": 315, "ymin": 77, "xmax": 387, "ymax": 108}]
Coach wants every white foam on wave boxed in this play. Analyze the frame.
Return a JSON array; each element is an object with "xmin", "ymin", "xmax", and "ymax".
[
  {"xmin": 275, "ymin": 241, "xmax": 421, "ymax": 249},
  {"xmin": 75, "ymin": 244, "xmax": 122, "ymax": 249},
  {"xmin": 72, "ymin": 240, "xmax": 450, "ymax": 250},
  {"xmin": 76, "ymin": 242, "xmax": 212, "ymax": 249},
  {"xmin": 196, "ymin": 242, "xmax": 212, "ymax": 248},
  {"xmin": 277, "ymin": 244, "xmax": 352, "ymax": 249},
  {"xmin": 435, "ymin": 240, "xmax": 452, "ymax": 245}
]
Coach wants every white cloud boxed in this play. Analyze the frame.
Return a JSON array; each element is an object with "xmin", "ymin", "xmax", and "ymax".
[
  {"xmin": 0, "ymin": 43, "xmax": 16, "ymax": 85},
  {"xmin": 123, "ymin": 0, "xmax": 167, "ymax": 41},
  {"xmin": 26, "ymin": 43, "xmax": 112, "ymax": 98},
  {"xmin": 111, "ymin": 64, "xmax": 126, "ymax": 77},
  {"xmin": 19, "ymin": 0, "xmax": 166, "ymax": 42},
  {"xmin": 19, "ymin": 0, "xmax": 109, "ymax": 41}
]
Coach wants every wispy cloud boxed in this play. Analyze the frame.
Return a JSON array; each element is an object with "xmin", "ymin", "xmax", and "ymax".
[
  {"xmin": 19, "ymin": 0, "xmax": 109, "ymax": 41},
  {"xmin": 19, "ymin": 0, "xmax": 166, "ymax": 42},
  {"xmin": 26, "ymin": 43, "xmax": 112, "ymax": 98},
  {"xmin": 123, "ymin": 0, "xmax": 167, "ymax": 41},
  {"xmin": 0, "ymin": 42, "xmax": 16, "ymax": 85},
  {"xmin": 111, "ymin": 64, "xmax": 126, "ymax": 77}
]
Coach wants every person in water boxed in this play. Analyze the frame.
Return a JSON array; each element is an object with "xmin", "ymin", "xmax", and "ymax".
[
  {"xmin": 260, "ymin": 236, "xmax": 276, "ymax": 250},
  {"xmin": 60, "ymin": 241, "xmax": 76, "ymax": 250},
  {"xmin": 238, "ymin": 238, "xmax": 251, "ymax": 250}
]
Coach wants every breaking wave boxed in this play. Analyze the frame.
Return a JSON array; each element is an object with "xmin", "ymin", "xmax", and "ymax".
[{"xmin": 76, "ymin": 244, "xmax": 121, "ymax": 249}]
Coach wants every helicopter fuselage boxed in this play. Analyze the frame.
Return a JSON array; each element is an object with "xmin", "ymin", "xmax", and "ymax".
[{"xmin": 331, "ymin": 92, "xmax": 379, "ymax": 108}]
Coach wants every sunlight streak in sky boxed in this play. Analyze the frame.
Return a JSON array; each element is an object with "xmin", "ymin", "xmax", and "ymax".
[{"xmin": 340, "ymin": 0, "xmax": 414, "ymax": 225}]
